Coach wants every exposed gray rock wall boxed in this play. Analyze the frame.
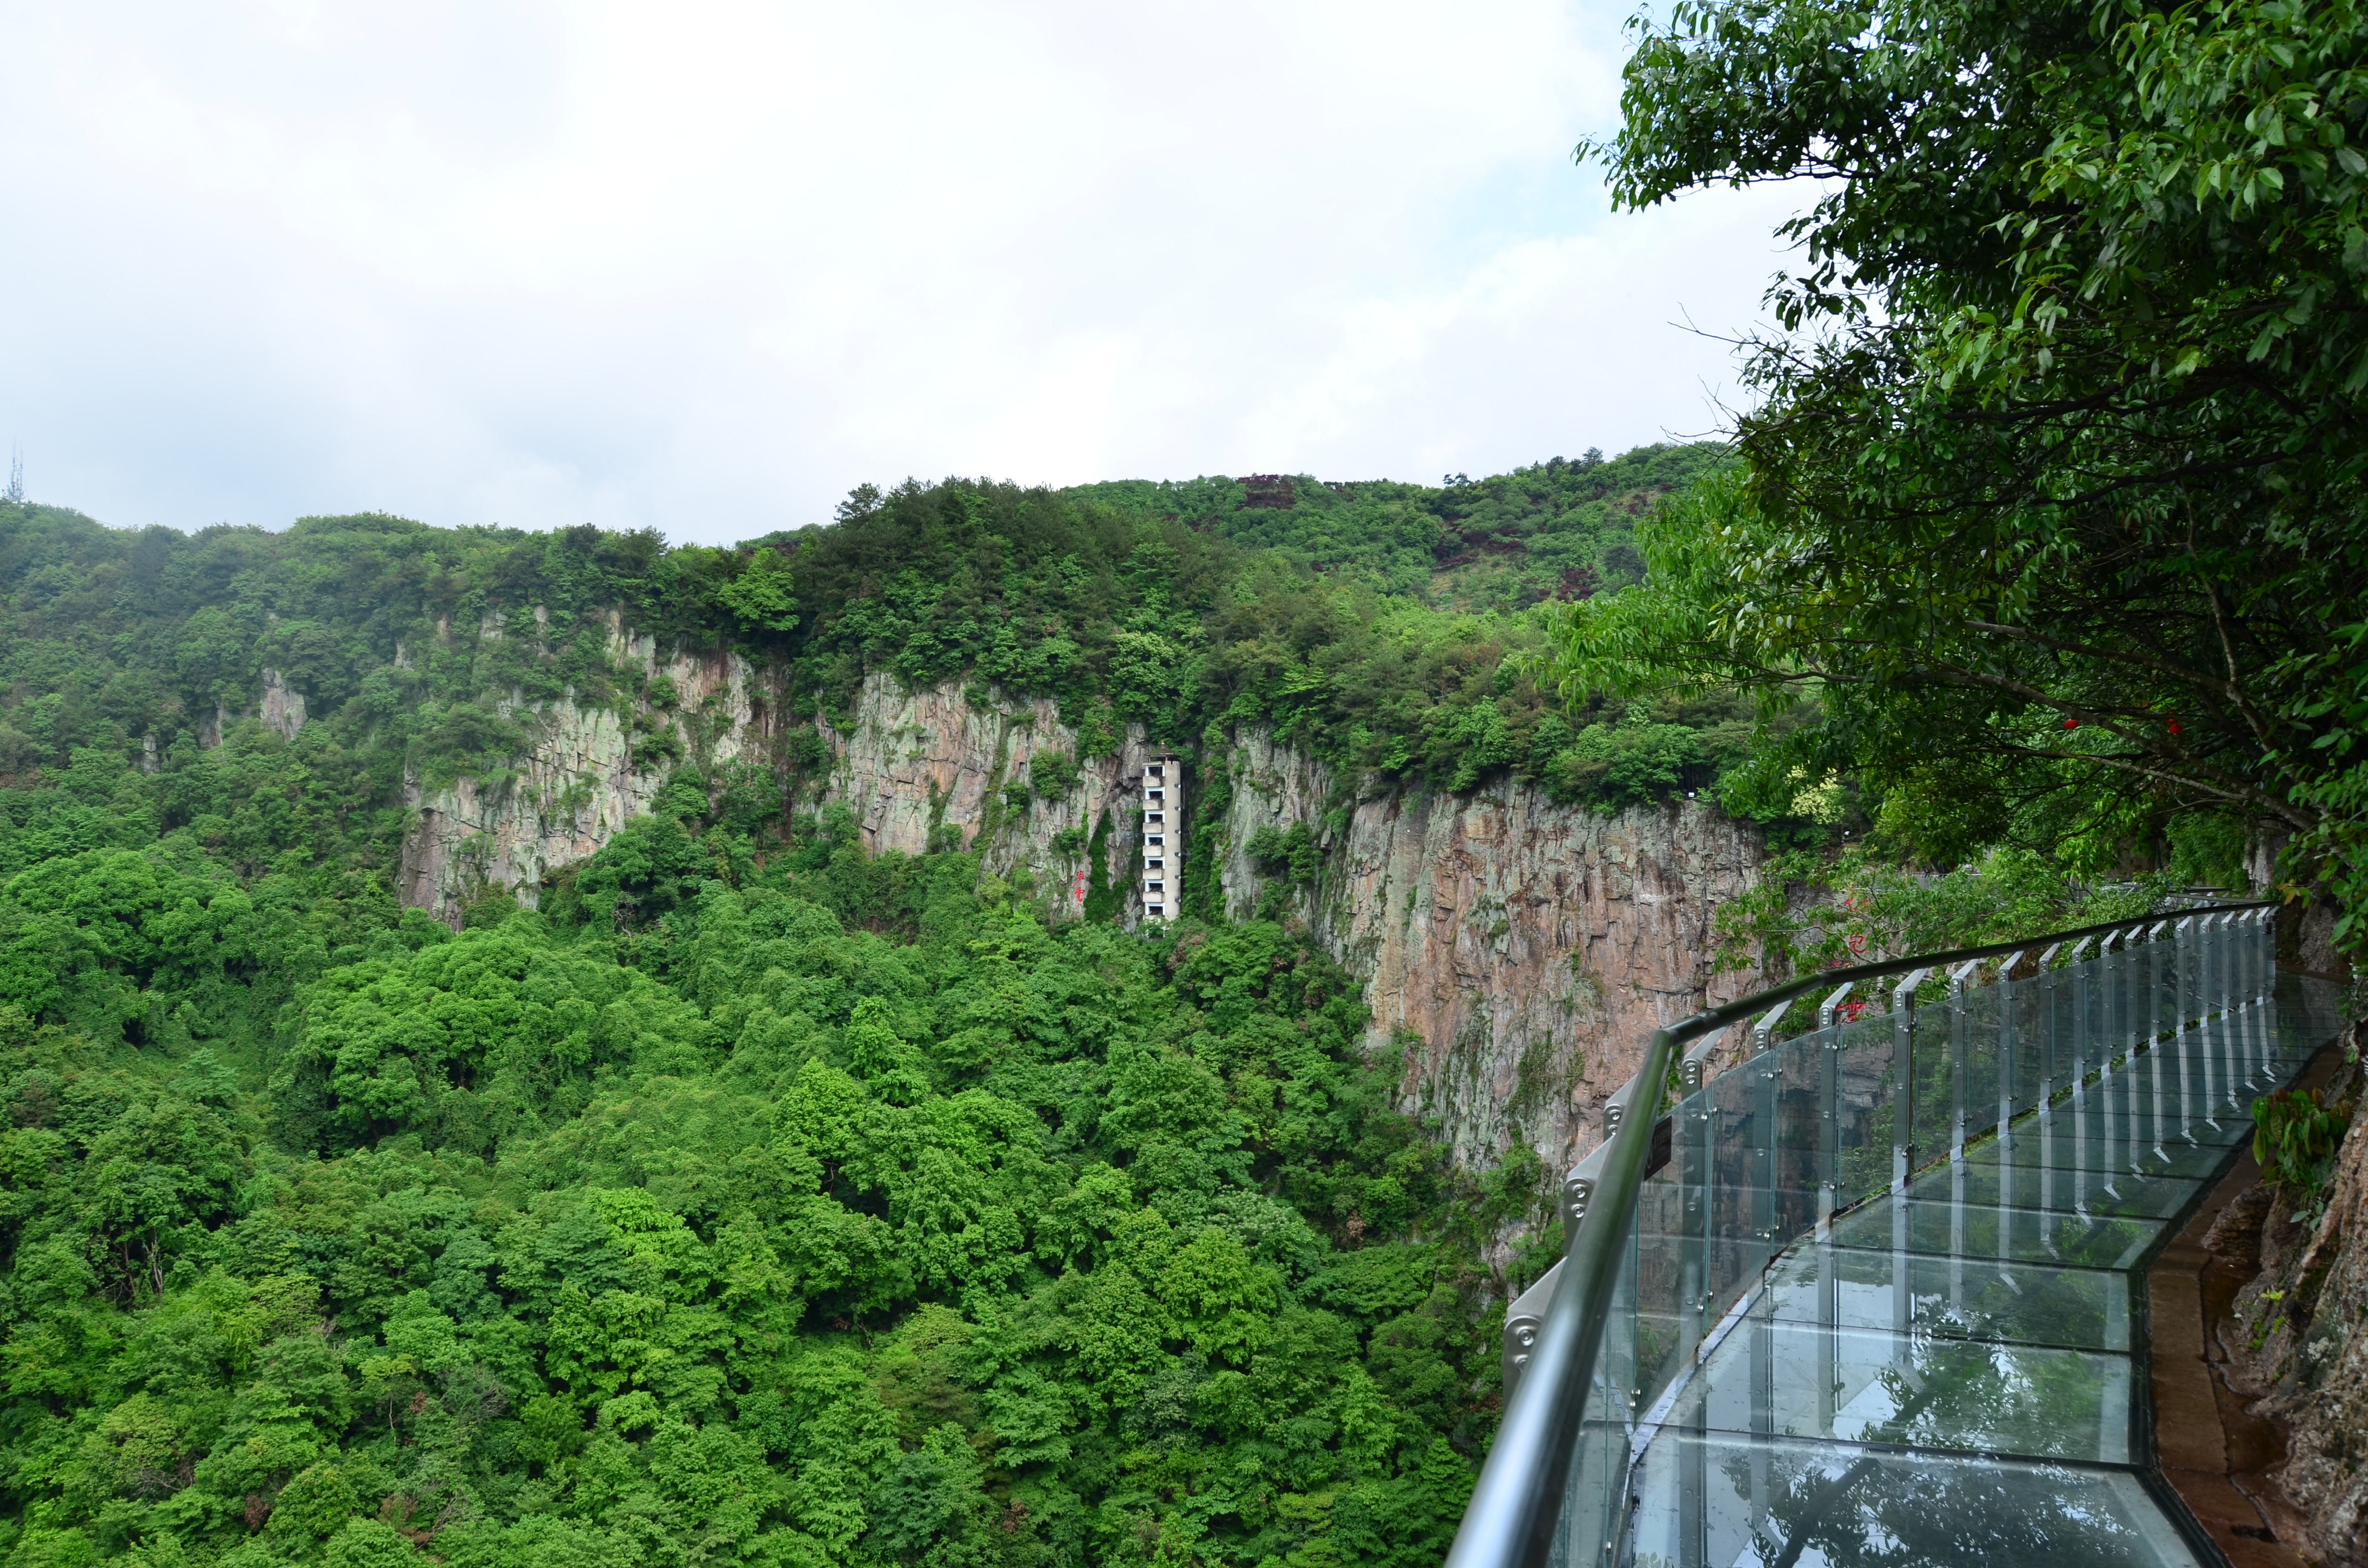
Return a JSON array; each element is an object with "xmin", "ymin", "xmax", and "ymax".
[
  {"xmin": 396, "ymin": 616, "xmax": 774, "ymax": 925},
  {"xmin": 812, "ymin": 674, "xmax": 1159, "ymax": 922},
  {"xmin": 259, "ymin": 668, "xmax": 308, "ymax": 741}
]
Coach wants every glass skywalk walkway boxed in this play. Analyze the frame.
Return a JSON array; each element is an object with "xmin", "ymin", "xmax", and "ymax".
[{"xmin": 1452, "ymin": 909, "xmax": 2352, "ymax": 1568}]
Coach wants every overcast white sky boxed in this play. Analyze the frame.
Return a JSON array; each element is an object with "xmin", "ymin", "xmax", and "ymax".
[{"xmin": 0, "ymin": 2, "xmax": 1802, "ymax": 547}]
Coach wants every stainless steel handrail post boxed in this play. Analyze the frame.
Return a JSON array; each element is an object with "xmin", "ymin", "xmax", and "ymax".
[
  {"xmin": 1815, "ymin": 980, "xmax": 1852, "ymax": 1241},
  {"xmin": 1998, "ymin": 950, "xmax": 2023, "ymax": 1135},
  {"xmin": 1890, "ymin": 968, "xmax": 1928, "ymax": 1196}
]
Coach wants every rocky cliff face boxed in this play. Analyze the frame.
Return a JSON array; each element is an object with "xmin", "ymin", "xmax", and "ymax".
[
  {"xmin": 396, "ymin": 616, "xmax": 775, "ymax": 925},
  {"xmin": 2216, "ymin": 1026, "xmax": 2368, "ymax": 1565},
  {"xmin": 1211, "ymin": 730, "xmax": 1767, "ymax": 1169},
  {"xmin": 395, "ymin": 670, "xmax": 1767, "ymax": 1176},
  {"xmin": 812, "ymin": 674, "xmax": 1161, "ymax": 922}
]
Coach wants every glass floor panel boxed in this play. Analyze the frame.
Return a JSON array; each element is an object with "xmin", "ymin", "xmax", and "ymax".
[
  {"xmin": 1626, "ymin": 1431, "xmax": 2207, "ymax": 1568},
  {"xmin": 1667, "ymin": 1319, "xmax": 2135, "ymax": 1462},
  {"xmin": 1827, "ymin": 1197, "xmax": 2167, "ymax": 1270},
  {"xmin": 2040, "ymin": 1090, "xmax": 2257, "ymax": 1144},
  {"xmin": 1964, "ymin": 1127, "xmax": 2239, "ymax": 1178},
  {"xmin": 1905, "ymin": 1159, "xmax": 2203, "ymax": 1222},
  {"xmin": 1760, "ymin": 1248, "xmax": 2133, "ymax": 1351}
]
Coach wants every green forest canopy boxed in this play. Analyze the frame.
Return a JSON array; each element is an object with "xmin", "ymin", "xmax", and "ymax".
[{"xmin": 0, "ymin": 449, "xmax": 1775, "ymax": 1568}]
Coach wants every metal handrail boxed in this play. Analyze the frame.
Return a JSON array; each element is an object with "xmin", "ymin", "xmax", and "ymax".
[{"xmin": 1444, "ymin": 899, "xmax": 2277, "ymax": 1568}]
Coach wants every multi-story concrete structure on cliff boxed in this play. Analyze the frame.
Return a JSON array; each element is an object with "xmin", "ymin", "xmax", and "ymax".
[{"xmin": 1140, "ymin": 753, "xmax": 1180, "ymax": 920}]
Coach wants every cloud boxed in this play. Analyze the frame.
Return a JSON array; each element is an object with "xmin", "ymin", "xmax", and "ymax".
[{"xmin": 0, "ymin": 1, "xmax": 1802, "ymax": 544}]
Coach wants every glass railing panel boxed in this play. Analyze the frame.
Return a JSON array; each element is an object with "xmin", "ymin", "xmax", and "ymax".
[
  {"xmin": 2161, "ymin": 928, "xmax": 2189, "ymax": 1038},
  {"xmin": 2111, "ymin": 935, "xmax": 2136, "ymax": 1053},
  {"xmin": 1774, "ymin": 1025, "xmax": 1829, "ymax": 1240},
  {"xmin": 1759, "ymin": 1246, "xmax": 2133, "ymax": 1351},
  {"xmin": 2043, "ymin": 959, "xmax": 2076, "ymax": 1101},
  {"xmin": 1832, "ymin": 1010, "xmax": 1899, "ymax": 1213},
  {"xmin": 2008, "ymin": 968, "xmax": 2048, "ymax": 1121},
  {"xmin": 2274, "ymin": 970, "xmax": 2352, "ymax": 1045},
  {"xmin": 1908, "ymin": 991, "xmax": 1954, "ymax": 1172},
  {"xmin": 1551, "ymin": 1209, "xmax": 1643, "ymax": 1568},
  {"xmin": 2181, "ymin": 920, "xmax": 2207, "ymax": 1032},
  {"xmin": 1630, "ymin": 1148, "xmax": 1689, "ymax": 1411},
  {"xmin": 1961, "ymin": 967, "xmax": 2005, "ymax": 1144},
  {"xmin": 1626, "ymin": 1433, "xmax": 2209, "ymax": 1568},
  {"xmin": 1703, "ymin": 1050, "xmax": 1777, "ymax": 1330}
]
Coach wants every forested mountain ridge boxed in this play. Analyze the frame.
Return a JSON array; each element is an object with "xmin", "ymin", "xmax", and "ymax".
[
  {"xmin": 0, "ymin": 442, "xmax": 1728, "ymax": 820},
  {"xmin": 0, "ymin": 450, "xmax": 1756, "ymax": 1568}
]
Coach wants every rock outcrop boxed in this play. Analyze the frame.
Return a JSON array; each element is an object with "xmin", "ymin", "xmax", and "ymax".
[
  {"xmin": 259, "ymin": 668, "xmax": 308, "ymax": 741},
  {"xmin": 396, "ymin": 619, "xmax": 773, "ymax": 924},
  {"xmin": 192, "ymin": 670, "xmax": 308, "ymax": 748},
  {"xmin": 2216, "ymin": 1028, "xmax": 2368, "ymax": 1565},
  {"xmin": 812, "ymin": 674, "xmax": 1161, "ymax": 922},
  {"xmin": 1212, "ymin": 730, "xmax": 1767, "ymax": 1168}
]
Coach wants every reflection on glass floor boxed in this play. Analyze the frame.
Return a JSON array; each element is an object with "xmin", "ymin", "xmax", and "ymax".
[
  {"xmin": 1825, "ymin": 1196, "xmax": 2166, "ymax": 1269},
  {"xmin": 1759, "ymin": 1249, "xmax": 2132, "ymax": 1351},
  {"xmin": 1627, "ymin": 1432, "xmax": 2201, "ymax": 1568},
  {"xmin": 1621, "ymin": 975, "xmax": 2349, "ymax": 1567}
]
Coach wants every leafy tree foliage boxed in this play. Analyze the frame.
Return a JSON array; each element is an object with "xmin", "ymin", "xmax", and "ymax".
[{"xmin": 1558, "ymin": 0, "xmax": 2368, "ymax": 943}]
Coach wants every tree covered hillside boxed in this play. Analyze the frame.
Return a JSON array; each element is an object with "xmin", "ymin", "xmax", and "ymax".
[{"xmin": 0, "ymin": 452, "xmax": 1730, "ymax": 1568}]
